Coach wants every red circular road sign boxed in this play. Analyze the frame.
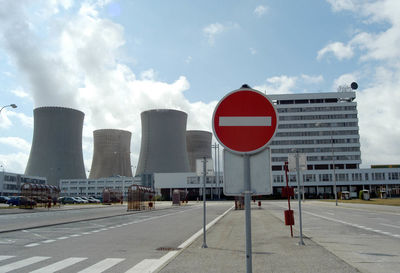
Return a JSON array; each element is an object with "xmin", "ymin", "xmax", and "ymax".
[{"xmin": 212, "ymin": 86, "xmax": 278, "ymax": 154}]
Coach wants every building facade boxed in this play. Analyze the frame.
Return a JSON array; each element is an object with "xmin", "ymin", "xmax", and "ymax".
[
  {"xmin": 268, "ymin": 91, "xmax": 399, "ymax": 197},
  {"xmin": 153, "ymin": 91, "xmax": 400, "ymax": 199},
  {"xmin": 0, "ymin": 171, "xmax": 46, "ymax": 196},
  {"xmin": 59, "ymin": 176, "xmax": 140, "ymax": 199},
  {"xmin": 58, "ymin": 91, "xmax": 400, "ymax": 199}
]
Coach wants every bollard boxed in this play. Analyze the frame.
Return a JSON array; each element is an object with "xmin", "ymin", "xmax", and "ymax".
[{"xmin": 258, "ymin": 201, "xmax": 261, "ymax": 208}]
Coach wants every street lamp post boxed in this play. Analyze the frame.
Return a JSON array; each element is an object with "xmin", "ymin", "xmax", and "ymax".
[
  {"xmin": 0, "ymin": 164, "xmax": 4, "ymax": 196},
  {"xmin": 212, "ymin": 143, "xmax": 220, "ymax": 199},
  {"xmin": 0, "ymin": 104, "xmax": 17, "ymax": 113},
  {"xmin": 331, "ymin": 131, "xmax": 338, "ymax": 206}
]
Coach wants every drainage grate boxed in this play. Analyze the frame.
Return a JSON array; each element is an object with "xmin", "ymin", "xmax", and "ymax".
[{"xmin": 156, "ymin": 247, "xmax": 180, "ymax": 251}]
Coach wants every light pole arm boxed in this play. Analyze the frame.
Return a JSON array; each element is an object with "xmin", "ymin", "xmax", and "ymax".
[{"xmin": 0, "ymin": 104, "xmax": 17, "ymax": 113}]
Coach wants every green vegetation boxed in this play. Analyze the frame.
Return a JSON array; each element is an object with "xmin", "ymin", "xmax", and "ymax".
[{"xmin": 321, "ymin": 198, "xmax": 400, "ymax": 206}]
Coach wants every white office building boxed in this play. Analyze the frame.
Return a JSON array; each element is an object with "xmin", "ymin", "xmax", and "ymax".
[
  {"xmin": 59, "ymin": 176, "xmax": 140, "ymax": 198},
  {"xmin": 268, "ymin": 91, "xmax": 400, "ymax": 197}
]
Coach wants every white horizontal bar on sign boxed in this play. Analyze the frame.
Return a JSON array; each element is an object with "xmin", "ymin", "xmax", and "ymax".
[{"xmin": 219, "ymin": 116, "xmax": 271, "ymax": 126}]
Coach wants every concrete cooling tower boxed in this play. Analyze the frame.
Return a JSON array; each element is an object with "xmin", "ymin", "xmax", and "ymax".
[
  {"xmin": 89, "ymin": 129, "xmax": 133, "ymax": 179},
  {"xmin": 25, "ymin": 106, "xmax": 86, "ymax": 186},
  {"xmin": 186, "ymin": 130, "xmax": 213, "ymax": 172},
  {"xmin": 136, "ymin": 109, "xmax": 190, "ymax": 175}
]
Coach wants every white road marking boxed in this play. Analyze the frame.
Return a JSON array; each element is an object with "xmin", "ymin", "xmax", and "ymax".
[
  {"xmin": 125, "ymin": 259, "xmax": 158, "ymax": 273},
  {"xmin": 219, "ymin": 116, "xmax": 272, "ymax": 126},
  {"xmin": 0, "ymin": 256, "xmax": 50, "ymax": 272},
  {"xmin": 29, "ymin": 257, "xmax": 87, "ymax": 273},
  {"xmin": 25, "ymin": 243, "xmax": 40, "ymax": 247},
  {"xmin": 304, "ymin": 211, "xmax": 400, "ymax": 238},
  {"xmin": 18, "ymin": 206, "xmax": 207, "ymax": 249},
  {"xmin": 380, "ymin": 223, "xmax": 400, "ymax": 229},
  {"xmin": 0, "ymin": 256, "xmax": 14, "ymax": 262},
  {"xmin": 77, "ymin": 258, "xmax": 125, "ymax": 273}
]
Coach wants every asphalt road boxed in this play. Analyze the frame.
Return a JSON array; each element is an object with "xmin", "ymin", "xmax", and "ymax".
[
  {"xmin": 0, "ymin": 202, "xmax": 232, "ymax": 273},
  {"xmin": 266, "ymin": 200, "xmax": 400, "ymax": 273}
]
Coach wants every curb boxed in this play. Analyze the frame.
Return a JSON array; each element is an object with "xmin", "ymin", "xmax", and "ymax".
[{"xmin": 154, "ymin": 205, "xmax": 235, "ymax": 273}]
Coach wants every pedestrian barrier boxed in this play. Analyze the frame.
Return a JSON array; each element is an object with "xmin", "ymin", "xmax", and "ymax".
[
  {"xmin": 102, "ymin": 188, "xmax": 123, "ymax": 205},
  {"xmin": 127, "ymin": 185, "xmax": 155, "ymax": 211},
  {"xmin": 234, "ymin": 196, "xmax": 244, "ymax": 210},
  {"xmin": 20, "ymin": 183, "xmax": 60, "ymax": 209}
]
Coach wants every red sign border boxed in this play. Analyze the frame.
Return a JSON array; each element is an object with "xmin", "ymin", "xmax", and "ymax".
[{"xmin": 212, "ymin": 86, "xmax": 278, "ymax": 155}]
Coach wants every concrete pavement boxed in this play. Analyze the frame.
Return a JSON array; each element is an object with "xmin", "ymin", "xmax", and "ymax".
[
  {"xmin": 159, "ymin": 202, "xmax": 360, "ymax": 273},
  {"xmin": 0, "ymin": 201, "xmax": 179, "ymax": 233}
]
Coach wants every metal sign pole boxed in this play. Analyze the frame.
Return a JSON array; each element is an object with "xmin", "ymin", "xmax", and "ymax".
[
  {"xmin": 244, "ymin": 154, "xmax": 252, "ymax": 273},
  {"xmin": 296, "ymin": 152, "xmax": 305, "ymax": 245},
  {"xmin": 202, "ymin": 157, "xmax": 208, "ymax": 248},
  {"xmin": 217, "ymin": 144, "xmax": 220, "ymax": 199}
]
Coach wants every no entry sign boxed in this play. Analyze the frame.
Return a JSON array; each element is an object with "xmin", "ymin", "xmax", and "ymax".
[{"xmin": 212, "ymin": 86, "xmax": 278, "ymax": 154}]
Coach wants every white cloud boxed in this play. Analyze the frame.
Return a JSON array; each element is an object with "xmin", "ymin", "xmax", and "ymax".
[
  {"xmin": 301, "ymin": 74, "xmax": 324, "ymax": 84},
  {"xmin": 325, "ymin": 0, "xmax": 400, "ymax": 166},
  {"xmin": 8, "ymin": 112, "xmax": 33, "ymax": 128},
  {"xmin": 185, "ymin": 56, "xmax": 192, "ymax": 64},
  {"xmin": 202, "ymin": 22, "xmax": 238, "ymax": 45},
  {"xmin": 0, "ymin": 110, "xmax": 33, "ymax": 129},
  {"xmin": 11, "ymin": 87, "xmax": 30, "ymax": 98},
  {"xmin": 0, "ymin": 152, "xmax": 29, "ymax": 174},
  {"xmin": 254, "ymin": 5, "xmax": 268, "ymax": 17},
  {"xmin": 333, "ymin": 73, "xmax": 358, "ymax": 91},
  {"xmin": 0, "ymin": 1, "xmax": 218, "ymax": 172},
  {"xmin": 249, "ymin": 47, "xmax": 257, "ymax": 55},
  {"xmin": 326, "ymin": 0, "xmax": 357, "ymax": 12},
  {"xmin": 255, "ymin": 75, "xmax": 298, "ymax": 95},
  {"xmin": 203, "ymin": 22, "xmax": 225, "ymax": 45},
  {"xmin": 317, "ymin": 42, "xmax": 354, "ymax": 60},
  {"xmin": 0, "ymin": 137, "xmax": 31, "ymax": 151},
  {"xmin": 0, "ymin": 113, "xmax": 12, "ymax": 129},
  {"xmin": 140, "ymin": 69, "xmax": 156, "ymax": 81},
  {"xmin": 255, "ymin": 74, "xmax": 325, "ymax": 94}
]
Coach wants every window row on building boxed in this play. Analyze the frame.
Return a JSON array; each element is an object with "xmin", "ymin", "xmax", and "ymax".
[
  {"xmin": 0, "ymin": 172, "xmax": 47, "ymax": 196},
  {"xmin": 271, "ymin": 147, "xmax": 360, "ymax": 154},
  {"xmin": 276, "ymin": 105, "xmax": 356, "ymax": 113},
  {"xmin": 272, "ymin": 171, "xmax": 400, "ymax": 184},
  {"xmin": 271, "ymin": 138, "xmax": 359, "ymax": 146},
  {"xmin": 275, "ymin": 130, "xmax": 359, "ymax": 137},
  {"xmin": 278, "ymin": 122, "xmax": 358, "ymax": 129},
  {"xmin": 279, "ymin": 114, "xmax": 357, "ymax": 121}
]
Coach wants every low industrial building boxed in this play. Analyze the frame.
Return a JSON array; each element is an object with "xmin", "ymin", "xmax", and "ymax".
[
  {"xmin": 59, "ymin": 176, "xmax": 140, "ymax": 199},
  {"xmin": 0, "ymin": 171, "xmax": 47, "ymax": 196}
]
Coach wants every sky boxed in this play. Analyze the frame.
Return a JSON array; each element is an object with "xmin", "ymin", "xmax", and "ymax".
[{"xmin": 1, "ymin": 0, "xmax": 400, "ymax": 174}]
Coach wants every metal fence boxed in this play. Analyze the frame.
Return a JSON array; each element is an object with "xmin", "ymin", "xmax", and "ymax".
[
  {"xmin": 20, "ymin": 183, "xmax": 60, "ymax": 208},
  {"xmin": 102, "ymin": 188, "xmax": 123, "ymax": 205},
  {"xmin": 127, "ymin": 185, "xmax": 154, "ymax": 211}
]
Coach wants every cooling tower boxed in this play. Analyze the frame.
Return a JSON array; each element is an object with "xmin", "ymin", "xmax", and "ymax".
[
  {"xmin": 25, "ymin": 106, "xmax": 86, "ymax": 186},
  {"xmin": 136, "ymin": 109, "xmax": 190, "ymax": 175},
  {"xmin": 89, "ymin": 129, "xmax": 133, "ymax": 179},
  {"xmin": 186, "ymin": 130, "xmax": 213, "ymax": 172}
]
